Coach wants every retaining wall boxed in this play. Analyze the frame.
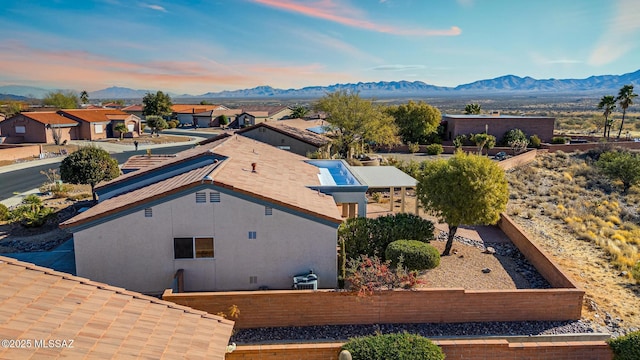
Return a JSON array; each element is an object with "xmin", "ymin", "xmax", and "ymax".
[
  {"xmin": 226, "ymin": 339, "xmax": 612, "ymax": 360},
  {"xmin": 0, "ymin": 144, "xmax": 40, "ymax": 161}
]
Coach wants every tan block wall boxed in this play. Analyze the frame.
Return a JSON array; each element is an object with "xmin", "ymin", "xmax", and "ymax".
[
  {"xmin": 542, "ymin": 141, "xmax": 640, "ymax": 153},
  {"xmin": 498, "ymin": 214, "xmax": 580, "ymax": 289},
  {"xmin": 445, "ymin": 116, "xmax": 555, "ymax": 142},
  {"xmin": 227, "ymin": 340, "xmax": 613, "ymax": 360},
  {"xmin": 0, "ymin": 144, "xmax": 41, "ymax": 161},
  {"xmin": 164, "ymin": 286, "xmax": 583, "ymax": 329}
]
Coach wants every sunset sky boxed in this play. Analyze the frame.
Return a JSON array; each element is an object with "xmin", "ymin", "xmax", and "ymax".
[{"xmin": 1, "ymin": 0, "xmax": 639, "ymax": 94}]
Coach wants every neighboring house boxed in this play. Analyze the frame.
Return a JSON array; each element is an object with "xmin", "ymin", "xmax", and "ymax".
[
  {"xmin": 121, "ymin": 104, "xmax": 144, "ymax": 118},
  {"xmin": 0, "ymin": 256, "xmax": 234, "ymax": 359},
  {"xmin": 193, "ymin": 109, "xmax": 241, "ymax": 128},
  {"xmin": 60, "ymin": 134, "xmax": 343, "ymax": 294},
  {"xmin": 58, "ymin": 109, "xmax": 141, "ymax": 140},
  {"xmin": 172, "ymin": 104, "xmax": 228, "ymax": 125},
  {"xmin": 442, "ymin": 113, "xmax": 556, "ymax": 142},
  {"xmin": 231, "ymin": 106, "xmax": 293, "ymax": 128},
  {"xmin": 0, "ymin": 112, "xmax": 78, "ymax": 143},
  {"xmin": 236, "ymin": 120, "xmax": 332, "ymax": 156}
]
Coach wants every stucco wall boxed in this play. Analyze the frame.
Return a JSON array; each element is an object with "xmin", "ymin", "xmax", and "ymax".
[
  {"xmin": 239, "ymin": 127, "xmax": 320, "ymax": 156},
  {"xmin": 0, "ymin": 115, "xmax": 76, "ymax": 143},
  {"xmin": 444, "ymin": 115, "xmax": 555, "ymax": 142},
  {"xmin": 0, "ymin": 144, "xmax": 41, "ymax": 161},
  {"xmin": 73, "ymin": 188, "xmax": 338, "ymax": 294}
]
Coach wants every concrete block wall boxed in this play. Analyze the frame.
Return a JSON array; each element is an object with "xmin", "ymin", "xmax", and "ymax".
[{"xmin": 0, "ymin": 144, "xmax": 41, "ymax": 161}]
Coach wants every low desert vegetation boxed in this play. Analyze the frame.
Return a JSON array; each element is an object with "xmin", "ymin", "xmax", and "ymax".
[
  {"xmin": 607, "ymin": 329, "xmax": 640, "ymax": 360},
  {"xmin": 385, "ymin": 239, "xmax": 440, "ymax": 270},
  {"xmin": 341, "ymin": 332, "xmax": 445, "ymax": 360},
  {"xmin": 507, "ymin": 150, "xmax": 640, "ymax": 281}
]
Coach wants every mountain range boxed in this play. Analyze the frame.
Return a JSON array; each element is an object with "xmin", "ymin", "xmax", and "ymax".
[{"xmin": 1, "ymin": 69, "xmax": 639, "ymax": 100}]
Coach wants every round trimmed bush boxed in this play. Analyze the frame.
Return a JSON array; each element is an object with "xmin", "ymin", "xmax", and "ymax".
[
  {"xmin": 425, "ymin": 143, "xmax": 443, "ymax": 155},
  {"xmin": 342, "ymin": 332, "xmax": 444, "ymax": 360},
  {"xmin": 385, "ymin": 240, "xmax": 440, "ymax": 270},
  {"xmin": 607, "ymin": 330, "xmax": 640, "ymax": 360}
]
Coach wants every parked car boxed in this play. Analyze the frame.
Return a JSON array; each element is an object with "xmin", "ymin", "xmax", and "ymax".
[{"xmin": 494, "ymin": 151, "xmax": 507, "ymax": 161}]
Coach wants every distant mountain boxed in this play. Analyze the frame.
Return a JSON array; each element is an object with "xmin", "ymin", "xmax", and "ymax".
[
  {"xmin": 0, "ymin": 85, "xmax": 51, "ymax": 98},
  {"xmin": 3, "ymin": 69, "xmax": 640, "ymax": 99},
  {"xmin": 0, "ymin": 93, "xmax": 29, "ymax": 101}
]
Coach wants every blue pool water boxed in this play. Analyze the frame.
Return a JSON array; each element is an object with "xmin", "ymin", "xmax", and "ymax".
[{"xmin": 306, "ymin": 160, "xmax": 361, "ymax": 186}]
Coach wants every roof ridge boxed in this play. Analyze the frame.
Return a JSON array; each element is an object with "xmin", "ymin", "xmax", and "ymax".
[{"xmin": 0, "ymin": 255, "xmax": 234, "ymax": 325}]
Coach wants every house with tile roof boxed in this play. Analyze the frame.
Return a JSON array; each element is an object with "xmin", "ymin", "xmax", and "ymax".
[
  {"xmin": 0, "ymin": 255, "xmax": 234, "ymax": 359},
  {"xmin": 61, "ymin": 134, "xmax": 343, "ymax": 294},
  {"xmin": 232, "ymin": 106, "xmax": 293, "ymax": 128},
  {"xmin": 0, "ymin": 111, "xmax": 79, "ymax": 143},
  {"xmin": 236, "ymin": 120, "xmax": 332, "ymax": 156},
  {"xmin": 0, "ymin": 109, "xmax": 141, "ymax": 143},
  {"xmin": 172, "ymin": 104, "xmax": 228, "ymax": 125},
  {"xmin": 58, "ymin": 109, "xmax": 141, "ymax": 140}
]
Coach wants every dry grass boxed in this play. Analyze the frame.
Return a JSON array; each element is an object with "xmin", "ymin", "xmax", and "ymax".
[
  {"xmin": 506, "ymin": 151, "xmax": 640, "ymax": 331},
  {"xmin": 102, "ymin": 134, "xmax": 193, "ymax": 145}
]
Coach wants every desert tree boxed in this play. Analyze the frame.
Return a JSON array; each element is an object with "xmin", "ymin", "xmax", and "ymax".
[
  {"xmin": 598, "ymin": 95, "xmax": 616, "ymax": 139},
  {"xmin": 471, "ymin": 133, "xmax": 496, "ymax": 155},
  {"xmin": 142, "ymin": 91, "xmax": 173, "ymax": 118},
  {"xmin": 60, "ymin": 146, "xmax": 120, "ymax": 201},
  {"xmin": 596, "ymin": 150, "xmax": 640, "ymax": 193},
  {"xmin": 0, "ymin": 101, "xmax": 24, "ymax": 117},
  {"xmin": 114, "ymin": 123, "xmax": 128, "ymax": 139},
  {"xmin": 80, "ymin": 90, "xmax": 89, "ymax": 104},
  {"xmin": 464, "ymin": 103, "xmax": 482, "ymax": 115},
  {"xmin": 145, "ymin": 115, "xmax": 168, "ymax": 136},
  {"xmin": 43, "ymin": 90, "xmax": 79, "ymax": 109},
  {"xmin": 417, "ymin": 152, "xmax": 509, "ymax": 256},
  {"xmin": 616, "ymin": 84, "xmax": 638, "ymax": 139},
  {"xmin": 291, "ymin": 105, "xmax": 309, "ymax": 119},
  {"xmin": 386, "ymin": 100, "xmax": 441, "ymax": 144},
  {"xmin": 218, "ymin": 114, "xmax": 229, "ymax": 129},
  {"xmin": 314, "ymin": 90, "xmax": 399, "ymax": 157}
]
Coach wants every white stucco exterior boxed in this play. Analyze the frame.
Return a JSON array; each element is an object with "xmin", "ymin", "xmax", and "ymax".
[{"xmin": 73, "ymin": 188, "xmax": 339, "ymax": 294}]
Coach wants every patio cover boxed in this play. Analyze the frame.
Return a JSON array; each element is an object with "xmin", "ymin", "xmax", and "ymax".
[{"xmin": 349, "ymin": 166, "xmax": 417, "ymax": 188}]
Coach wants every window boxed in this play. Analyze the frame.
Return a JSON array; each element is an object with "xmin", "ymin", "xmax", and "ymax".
[
  {"xmin": 95, "ymin": 124, "xmax": 103, "ymax": 134},
  {"xmin": 174, "ymin": 237, "xmax": 214, "ymax": 259},
  {"xmin": 249, "ymin": 276, "xmax": 258, "ymax": 284},
  {"xmin": 15, "ymin": 126, "xmax": 26, "ymax": 134},
  {"xmin": 248, "ymin": 231, "xmax": 257, "ymax": 240},
  {"xmin": 195, "ymin": 192, "xmax": 206, "ymax": 203},
  {"xmin": 265, "ymin": 206, "xmax": 273, "ymax": 216},
  {"xmin": 209, "ymin": 192, "xmax": 220, "ymax": 203},
  {"xmin": 144, "ymin": 208, "xmax": 152, "ymax": 217},
  {"xmin": 127, "ymin": 123, "xmax": 135, "ymax": 132}
]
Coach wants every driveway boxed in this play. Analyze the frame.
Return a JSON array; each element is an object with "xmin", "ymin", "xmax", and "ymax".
[{"xmin": 1, "ymin": 238, "xmax": 75, "ymax": 275}]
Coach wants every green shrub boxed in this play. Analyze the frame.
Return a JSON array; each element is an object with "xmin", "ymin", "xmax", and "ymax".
[
  {"xmin": 0, "ymin": 203, "xmax": 9, "ymax": 221},
  {"xmin": 607, "ymin": 330, "xmax": 640, "ymax": 360},
  {"xmin": 551, "ymin": 136, "xmax": 568, "ymax": 144},
  {"xmin": 425, "ymin": 143, "xmax": 443, "ymax": 155},
  {"xmin": 339, "ymin": 213, "xmax": 435, "ymax": 261},
  {"xmin": 529, "ymin": 134, "xmax": 542, "ymax": 148},
  {"xmin": 385, "ymin": 240, "xmax": 440, "ymax": 270},
  {"xmin": 453, "ymin": 134, "xmax": 467, "ymax": 148},
  {"xmin": 342, "ymin": 332, "xmax": 445, "ymax": 360},
  {"xmin": 407, "ymin": 142, "xmax": 420, "ymax": 153},
  {"xmin": 502, "ymin": 128, "xmax": 528, "ymax": 146}
]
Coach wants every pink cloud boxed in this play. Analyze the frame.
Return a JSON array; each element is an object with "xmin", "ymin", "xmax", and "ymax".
[
  {"xmin": 0, "ymin": 42, "xmax": 355, "ymax": 93},
  {"xmin": 252, "ymin": 0, "xmax": 461, "ymax": 36}
]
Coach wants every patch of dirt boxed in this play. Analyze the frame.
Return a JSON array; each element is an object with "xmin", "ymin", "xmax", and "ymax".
[{"xmin": 102, "ymin": 134, "xmax": 195, "ymax": 145}]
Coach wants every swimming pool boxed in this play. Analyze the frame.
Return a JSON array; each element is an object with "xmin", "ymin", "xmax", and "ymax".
[{"xmin": 306, "ymin": 160, "xmax": 361, "ymax": 186}]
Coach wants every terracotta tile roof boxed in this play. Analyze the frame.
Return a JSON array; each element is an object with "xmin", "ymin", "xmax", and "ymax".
[
  {"xmin": 0, "ymin": 256, "xmax": 234, "ymax": 359},
  {"xmin": 171, "ymin": 104, "xmax": 224, "ymax": 113},
  {"xmin": 61, "ymin": 134, "xmax": 342, "ymax": 228},
  {"xmin": 121, "ymin": 104, "xmax": 143, "ymax": 112},
  {"xmin": 58, "ymin": 109, "xmax": 131, "ymax": 123},
  {"xmin": 236, "ymin": 121, "xmax": 330, "ymax": 147},
  {"xmin": 20, "ymin": 112, "xmax": 78, "ymax": 126}
]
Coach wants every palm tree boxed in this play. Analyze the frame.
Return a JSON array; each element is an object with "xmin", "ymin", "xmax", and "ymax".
[
  {"xmin": 80, "ymin": 90, "xmax": 89, "ymax": 104},
  {"xmin": 616, "ymin": 84, "xmax": 638, "ymax": 139},
  {"xmin": 291, "ymin": 105, "xmax": 309, "ymax": 119},
  {"xmin": 114, "ymin": 123, "xmax": 128, "ymax": 140},
  {"xmin": 597, "ymin": 95, "xmax": 616, "ymax": 140},
  {"xmin": 464, "ymin": 103, "xmax": 481, "ymax": 115}
]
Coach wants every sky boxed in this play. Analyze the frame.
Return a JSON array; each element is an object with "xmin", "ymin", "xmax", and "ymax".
[{"xmin": 1, "ymin": 0, "xmax": 639, "ymax": 95}]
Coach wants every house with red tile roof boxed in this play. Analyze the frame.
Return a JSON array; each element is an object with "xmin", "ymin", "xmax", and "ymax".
[
  {"xmin": 0, "ymin": 111, "xmax": 79, "ymax": 143},
  {"xmin": 60, "ymin": 134, "xmax": 343, "ymax": 294},
  {"xmin": 0, "ymin": 109, "xmax": 141, "ymax": 143},
  {"xmin": 59, "ymin": 109, "xmax": 141, "ymax": 140},
  {"xmin": 0, "ymin": 255, "xmax": 234, "ymax": 359}
]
